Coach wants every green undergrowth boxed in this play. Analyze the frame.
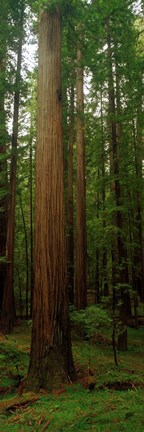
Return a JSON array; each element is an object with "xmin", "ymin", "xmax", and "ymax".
[
  {"xmin": 0, "ymin": 323, "xmax": 30, "ymax": 392},
  {"xmin": 0, "ymin": 322, "xmax": 144, "ymax": 431}
]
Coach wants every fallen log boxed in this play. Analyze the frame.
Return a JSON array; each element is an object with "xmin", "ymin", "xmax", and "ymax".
[{"xmin": 0, "ymin": 392, "xmax": 39, "ymax": 414}]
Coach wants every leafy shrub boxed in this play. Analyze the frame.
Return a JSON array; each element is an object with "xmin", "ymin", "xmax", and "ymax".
[{"xmin": 70, "ymin": 305, "xmax": 112, "ymax": 340}]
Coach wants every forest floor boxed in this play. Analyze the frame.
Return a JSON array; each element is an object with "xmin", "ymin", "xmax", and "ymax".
[{"xmin": 0, "ymin": 322, "xmax": 144, "ymax": 431}]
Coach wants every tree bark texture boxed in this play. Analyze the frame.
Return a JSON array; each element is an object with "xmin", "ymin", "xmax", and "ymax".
[
  {"xmin": 28, "ymin": 9, "xmax": 75, "ymax": 391},
  {"xmin": 18, "ymin": 189, "xmax": 29, "ymax": 319},
  {"xmin": 0, "ymin": 0, "xmax": 24, "ymax": 332},
  {"xmin": 67, "ymin": 77, "xmax": 74, "ymax": 304},
  {"xmin": 75, "ymin": 28, "xmax": 87, "ymax": 310},
  {"xmin": 29, "ymin": 107, "xmax": 34, "ymax": 318}
]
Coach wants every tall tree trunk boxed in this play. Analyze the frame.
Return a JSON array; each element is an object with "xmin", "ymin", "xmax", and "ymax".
[
  {"xmin": 0, "ymin": 0, "xmax": 24, "ymax": 332},
  {"xmin": 18, "ymin": 189, "xmax": 29, "ymax": 319},
  {"xmin": 67, "ymin": 74, "xmax": 75, "ymax": 305},
  {"xmin": 95, "ymin": 247, "xmax": 100, "ymax": 303},
  {"xmin": 106, "ymin": 16, "xmax": 128, "ymax": 351},
  {"xmin": 28, "ymin": 8, "xmax": 75, "ymax": 391},
  {"xmin": 75, "ymin": 26, "xmax": 87, "ymax": 310},
  {"xmin": 115, "ymin": 49, "xmax": 132, "ymax": 317},
  {"xmin": 16, "ymin": 265, "xmax": 23, "ymax": 319},
  {"xmin": 29, "ymin": 108, "xmax": 34, "ymax": 318},
  {"xmin": 134, "ymin": 74, "xmax": 144, "ymax": 301},
  {"xmin": 0, "ymin": 3, "xmax": 8, "ymax": 311},
  {"xmin": 95, "ymin": 168, "xmax": 100, "ymax": 302},
  {"xmin": 100, "ymin": 91, "xmax": 108, "ymax": 297}
]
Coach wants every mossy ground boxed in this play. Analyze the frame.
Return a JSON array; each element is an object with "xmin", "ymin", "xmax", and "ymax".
[{"xmin": 0, "ymin": 322, "xmax": 144, "ymax": 431}]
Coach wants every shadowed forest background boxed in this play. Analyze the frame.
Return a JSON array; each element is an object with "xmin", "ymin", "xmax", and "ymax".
[{"xmin": 0, "ymin": 0, "xmax": 144, "ymax": 430}]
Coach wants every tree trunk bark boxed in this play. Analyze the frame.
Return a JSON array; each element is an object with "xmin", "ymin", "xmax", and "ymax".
[
  {"xmin": 134, "ymin": 75, "xmax": 144, "ymax": 301},
  {"xmin": 75, "ymin": 25, "xmax": 87, "ymax": 310},
  {"xmin": 28, "ymin": 8, "xmax": 75, "ymax": 391},
  {"xmin": 100, "ymin": 92, "xmax": 108, "ymax": 297},
  {"xmin": 29, "ymin": 106, "xmax": 34, "ymax": 318},
  {"xmin": 18, "ymin": 188, "xmax": 29, "ymax": 320},
  {"xmin": 67, "ymin": 74, "xmax": 75, "ymax": 305},
  {"xmin": 115, "ymin": 49, "xmax": 132, "ymax": 317},
  {"xmin": 0, "ymin": 0, "xmax": 24, "ymax": 332},
  {"xmin": 95, "ymin": 248, "xmax": 100, "ymax": 303}
]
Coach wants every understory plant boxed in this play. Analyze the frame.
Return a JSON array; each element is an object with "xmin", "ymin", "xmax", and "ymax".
[{"xmin": 70, "ymin": 305, "xmax": 115, "ymax": 367}]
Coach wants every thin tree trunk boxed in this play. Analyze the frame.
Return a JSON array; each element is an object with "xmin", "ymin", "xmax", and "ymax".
[
  {"xmin": 100, "ymin": 92, "xmax": 108, "ymax": 297},
  {"xmin": 0, "ymin": 5, "xmax": 8, "ymax": 311},
  {"xmin": 95, "ymin": 168, "xmax": 100, "ymax": 303},
  {"xmin": 75, "ymin": 25, "xmax": 87, "ymax": 310},
  {"xmin": 127, "ymin": 188, "xmax": 139, "ymax": 326},
  {"xmin": 28, "ymin": 8, "xmax": 75, "ymax": 391},
  {"xmin": 18, "ymin": 188, "xmax": 29, "ymax": 320},
  {"xmin": 106, "ymin": 16, "xmax": 128, "ymax": 351},
  {"xmin": 29, "ymin": 109, "xmax": 34, "ymax": 318},
  {"xmin": 115, "ymin": 50, "xmax": 132, "ymax": 317},
  {"xmin": 16, "ymin": 265, "xmax": 23, "ymax": 319},
  {"xmin": 95, "ymin": 248, "xmax": 100, "ymax": 303},
  {"xmin": 0, "ymin": 0, "xmax": 24, "ymax": 332},
  {"xmin": 132, "ymin": 118, "xmax": 144, "ymax": 301},
  {"xmin": 134, "ymin": 75, "xmax": 144, "ymax": 301}
]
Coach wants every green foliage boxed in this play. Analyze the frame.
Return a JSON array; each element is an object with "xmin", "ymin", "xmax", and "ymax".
[
  {"xmin": 36, "ymin": 0, "xmax": 62, "ymax": 14},
  {"xmin": 0, "ymin": 339, "xmax": 29, "ymax": 378},
  {"xmin": 71, "ymin": 305, "xmax": 112, "ymax": 339},
  {"xmin": 0, "ymin": 324, "xmax": 144, "ymax": 431},
  {"xmin": 0, "ymin": 256, "xmax": 7, "ymax": 263}
]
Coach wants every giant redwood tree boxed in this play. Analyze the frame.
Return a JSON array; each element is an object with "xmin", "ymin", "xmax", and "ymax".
[
  {"xmin": 28, "ymin": 6, "xmax": 75, "ymax": 391},
  {"xmin": 67, "ymin": 70, "xmax": 75, "ymax": 305},
  {"xmin": 75, "ymin": 25, "xmax": 87, "ymax": 310}
]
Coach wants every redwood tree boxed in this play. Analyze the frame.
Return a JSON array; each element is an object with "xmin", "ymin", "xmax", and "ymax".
[
  {"xmin": 75, "ymin": 26, "xmax": 87, "ymax": 310},
  {"xmin": 1, "ymin": 0, "xmax": 24, "ymax": 332},
  {"xmin": 67, "ymin": 74, "xmax": 75, "ymax": 305},
  {"xmin": 28, "ymin": 7, "xmax": 75, "ymax": 391}
]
